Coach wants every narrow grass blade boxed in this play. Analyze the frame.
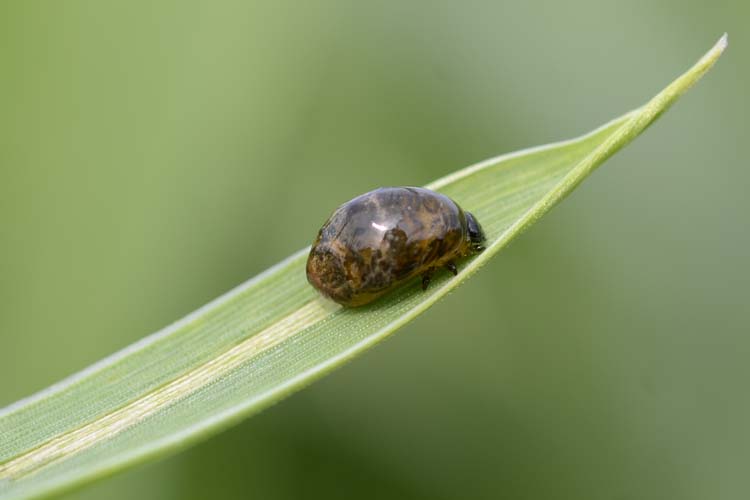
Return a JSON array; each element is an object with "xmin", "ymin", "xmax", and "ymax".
[{"xmin": 0, "ymin": 34, "xmax": 727, "ymax": 500}]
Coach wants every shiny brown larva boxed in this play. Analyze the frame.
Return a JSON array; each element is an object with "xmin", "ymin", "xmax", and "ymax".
[{"xmin": 306, "ymin": 187, "xmax": 486, "ymax": 307}]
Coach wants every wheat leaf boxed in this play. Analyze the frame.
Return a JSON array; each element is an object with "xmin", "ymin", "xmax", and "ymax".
[{"xmin": 0, "ymin": 34, "xmax": 727, "ymax": 500}]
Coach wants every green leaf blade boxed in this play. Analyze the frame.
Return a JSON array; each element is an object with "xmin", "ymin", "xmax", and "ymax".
[{"xmin": 0, "ymin": 34, "xmax": 727, "ymax": 500}]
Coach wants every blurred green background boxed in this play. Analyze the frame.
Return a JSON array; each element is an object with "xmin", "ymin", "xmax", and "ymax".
[{"xmin": 1, "ymin": 1, "xmax": 747, "ymax": 499}]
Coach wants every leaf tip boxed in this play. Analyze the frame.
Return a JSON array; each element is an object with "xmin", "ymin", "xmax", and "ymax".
[
  {"xmin": 718, "ymin": 32, "xmax": 729, "ymax": 52},
  {"xmin": 699, "ymin": 33, "xmax": 729, "ymax": 68}
]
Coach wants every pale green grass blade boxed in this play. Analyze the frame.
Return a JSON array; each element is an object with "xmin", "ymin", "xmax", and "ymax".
[{"xmin": 0, "ymin": 35, "xmax": 727, "ymax": 500}]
